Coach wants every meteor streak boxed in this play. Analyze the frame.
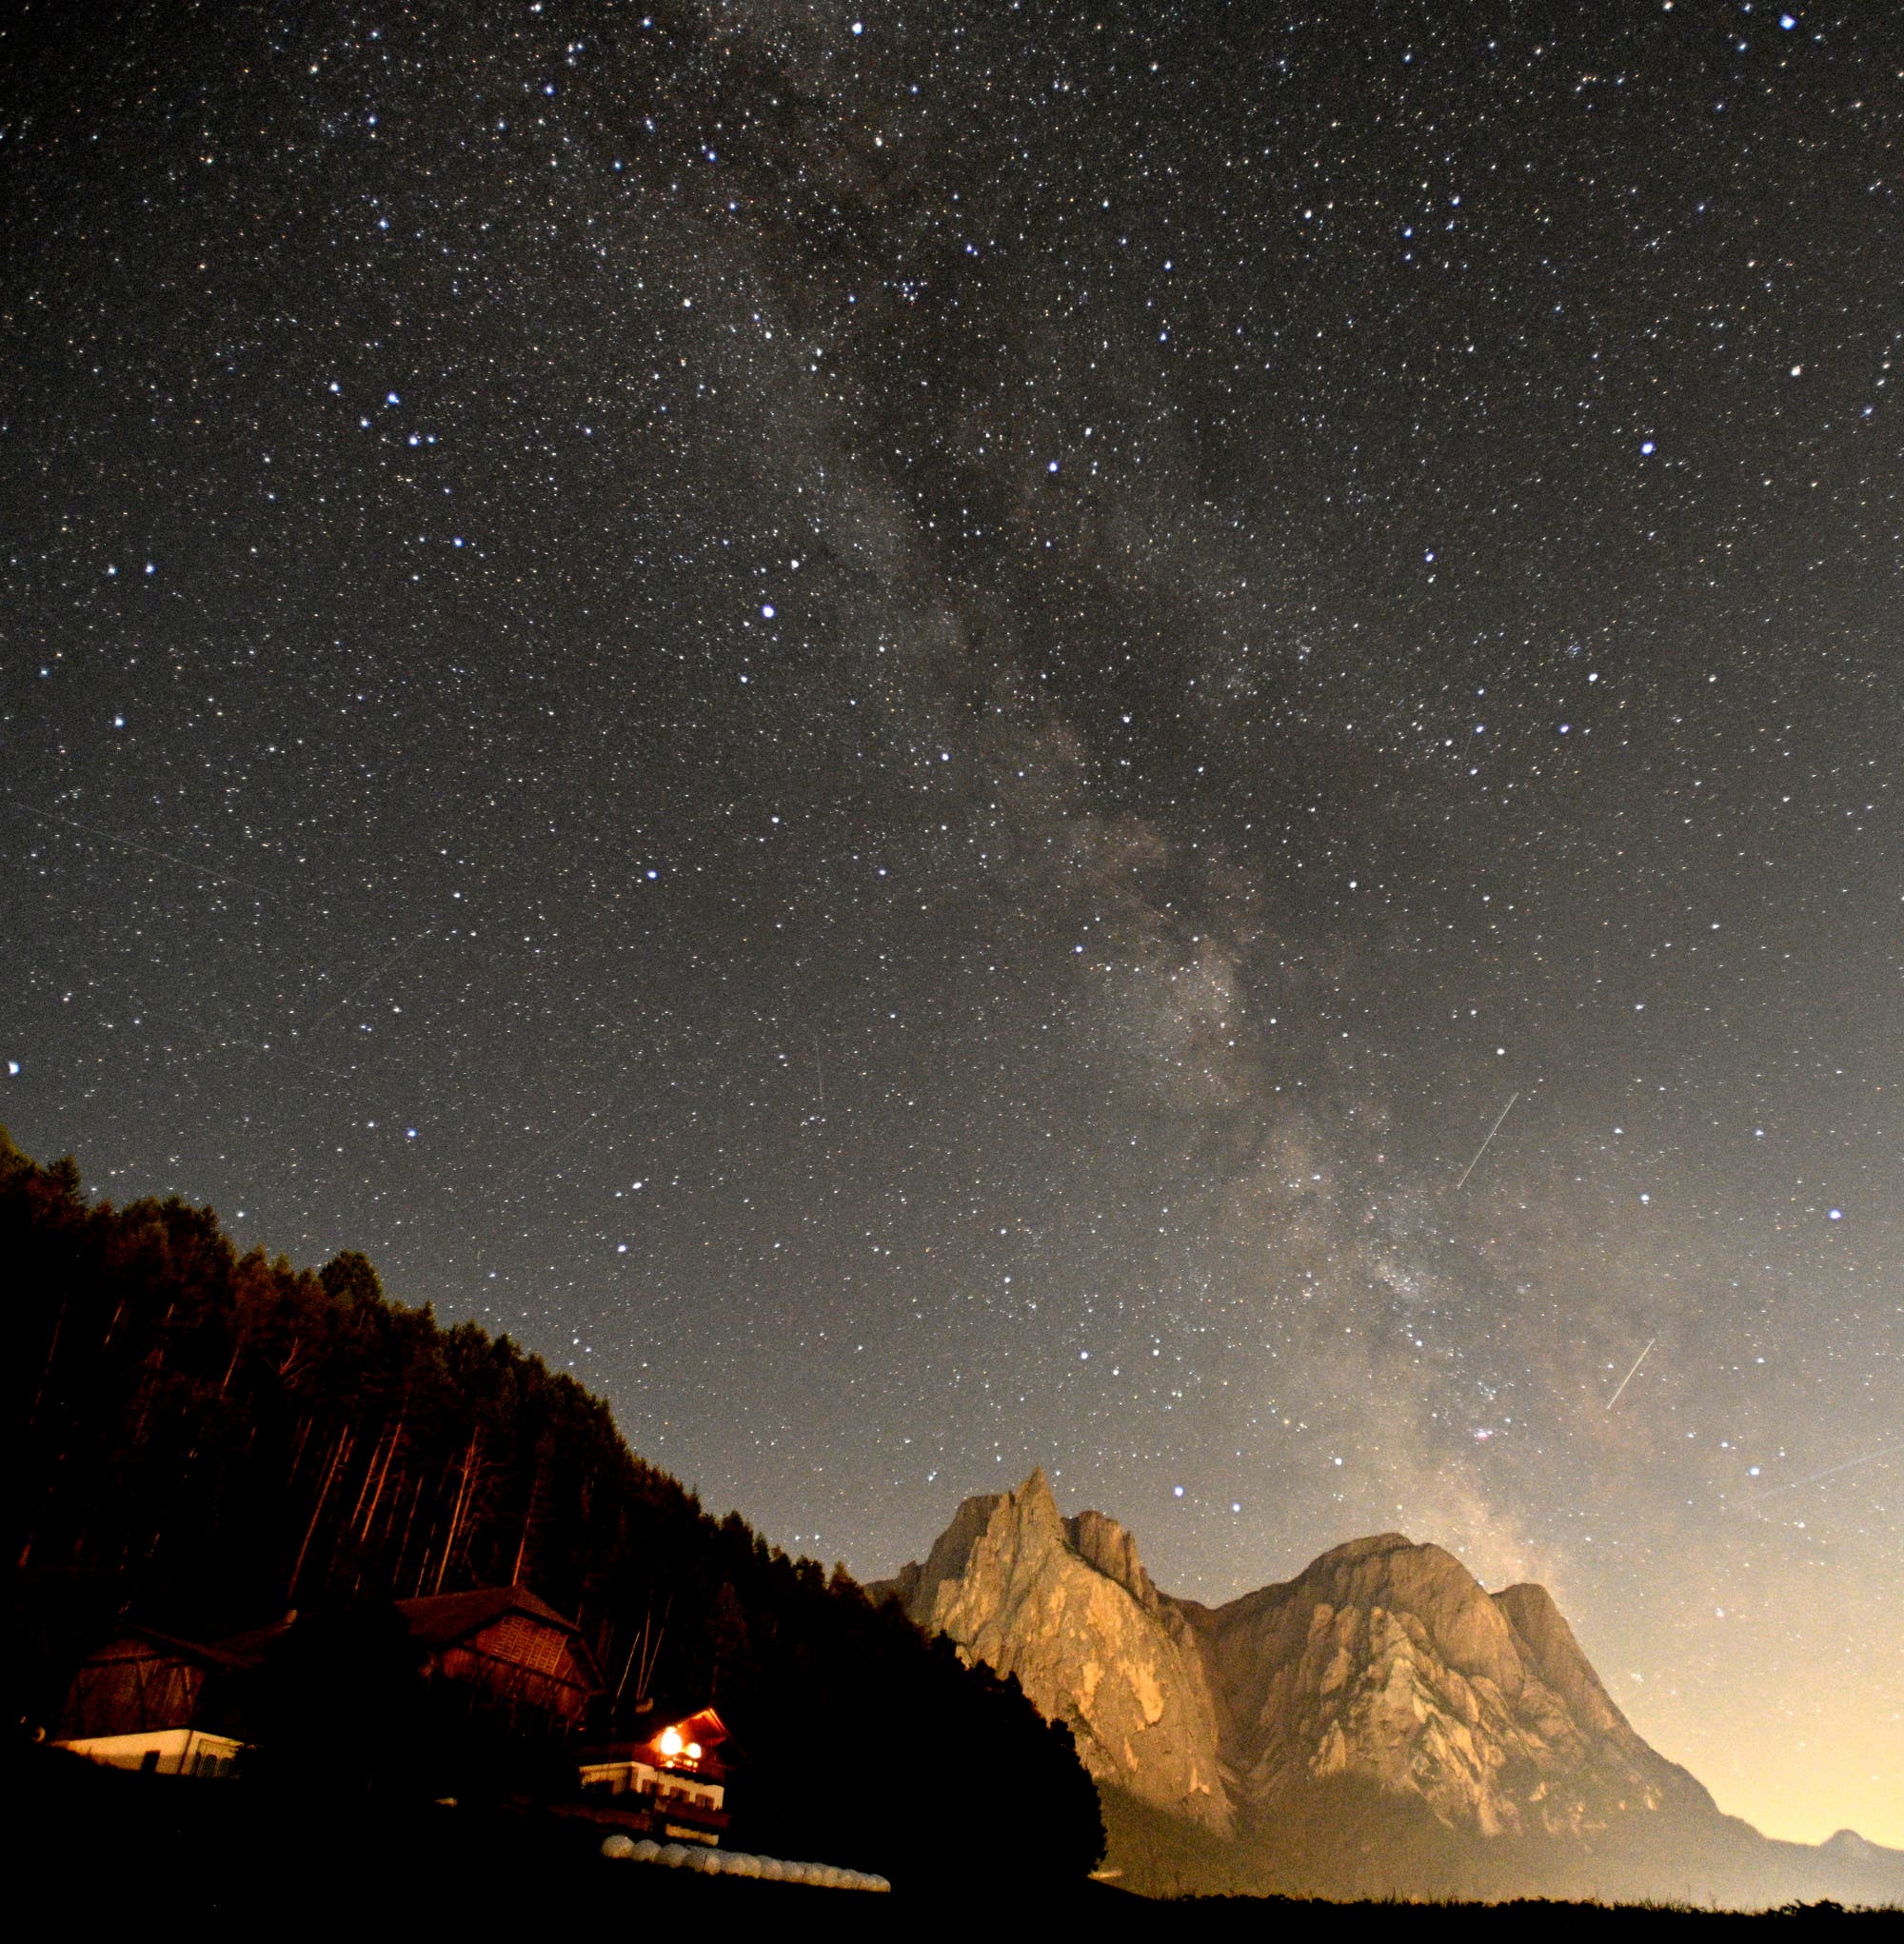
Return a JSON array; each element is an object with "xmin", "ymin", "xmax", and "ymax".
[
  {"xmin": 1456, "ymin": 1091, "xmax": 1518, "ymax": 1190},
  {"xmin": 1605, "ymin": 1337, "xmax": 1656, "ymax": 1411}
]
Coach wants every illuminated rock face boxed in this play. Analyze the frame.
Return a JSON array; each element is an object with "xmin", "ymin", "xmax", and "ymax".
[
  {"xmin": 1183, "ymin": 1532, "xmax": 1713, "ymax": 1840},
  {"xmin": 881, "ymin": 1470, "xmax": 1232, "ymax": 1834},
  {"xmin": 887, "ymin": 1487, "xmax": 1904, "ymax": 1905},
  {"xmin": 883, "ymin": 1479, "xmax": 1709, "ymax": 1847}
]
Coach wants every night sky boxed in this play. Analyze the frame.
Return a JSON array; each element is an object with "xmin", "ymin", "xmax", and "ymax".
[{"xmin": 4, "ymin": 0, "xmax": 1899, "ymax": 1845}]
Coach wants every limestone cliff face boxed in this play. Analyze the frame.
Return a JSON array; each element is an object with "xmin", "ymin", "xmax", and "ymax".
[
  {"xmin": 1187, "ymin": 1533, "xmax": 1714, "ymax": 1840},
  {"xmin": 878, "ymin": 1470, "xmax": 1231, "ymax": 1833},
  {"xmin": 884, "ymin": 1482, "xmax": 1904, "ymax": 1904},
  {"xmin": 884, "ymin": 1481, "xmax": 1710, "ymax": 1849}
]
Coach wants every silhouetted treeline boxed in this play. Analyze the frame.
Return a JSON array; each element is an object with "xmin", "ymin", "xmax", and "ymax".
[{"xmin": 8, "ymin": 1129, "xmax": 1102, "ymax": 1886}]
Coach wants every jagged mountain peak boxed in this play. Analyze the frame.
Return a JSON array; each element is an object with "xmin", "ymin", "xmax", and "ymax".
[
  {"xmin": 882, "ymin": 1482, "xmax": 1904, "ymax": 1904},
  {"xmin": 1189, "ymin": 1526, "xmax": 1716, "ymax": 1847},
  {"xmin": 1064, "ymin": 1504, "xmax": 1160, "ymax": 1613},
  {"xmin": 1220, "ymin": 1531, "xmax": 1538, "ymax": 1693},
  {"xmin": 897, "ymin": 1470, "xmax": 1162, "ymax": 1614},
  {"xmin": 880, "ymin": 1478, "xmax": 1773, "ymax": 1897},
  {"xmin": 881, "ymin": 1471, "xmax": 1231, "ymax": 1834}
]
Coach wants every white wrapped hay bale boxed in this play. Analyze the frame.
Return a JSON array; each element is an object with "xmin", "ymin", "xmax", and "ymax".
[{"xmin": 600, "ymin": 1830, "xmax": 896, "ymax": 1893}]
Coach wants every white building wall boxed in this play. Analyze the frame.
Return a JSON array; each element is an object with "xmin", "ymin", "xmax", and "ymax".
[{"xmin": 56, "ymin": 1727, "xmax": 244, "ymax": 1776}]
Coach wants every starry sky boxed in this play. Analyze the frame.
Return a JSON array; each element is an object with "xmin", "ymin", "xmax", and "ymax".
[{"xmin": 4, "ymin": 0, "xmax": 1900, "ymax": 1846}]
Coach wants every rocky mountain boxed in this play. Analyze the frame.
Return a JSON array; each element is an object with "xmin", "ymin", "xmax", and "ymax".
[
  {"xmin": 1182, "ymin": 1529, "xmax": 1715, "ymax": 1843},
  {"xmin": 876, "ymin": 1472, "xmax": 1903, "ymax": 1908},
  {"xmin": 880, "ymin": 1470, "xmax": 1230, "ymax": 1834}
]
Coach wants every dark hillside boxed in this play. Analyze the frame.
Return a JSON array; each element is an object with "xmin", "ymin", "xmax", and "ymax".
[{"xmin": 7, "ymin": 1129, "xmax": 1101, "ymax": 1889}]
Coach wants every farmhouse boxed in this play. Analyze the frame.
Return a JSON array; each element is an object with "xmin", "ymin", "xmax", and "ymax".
[{"xmin": 576, "ymin": 1707, "xmax": 733, "ymax": 1845}]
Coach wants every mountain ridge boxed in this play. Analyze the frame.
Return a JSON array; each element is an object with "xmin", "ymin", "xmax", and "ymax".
[{"xmin": 874, "ymin": 1470, "xmax": 1902, "ymax": 1907}]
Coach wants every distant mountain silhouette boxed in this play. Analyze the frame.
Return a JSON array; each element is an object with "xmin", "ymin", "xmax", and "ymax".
[{"xmin": 875, "ymin": 1471, "xmax": 1904, "ymax": 1908}]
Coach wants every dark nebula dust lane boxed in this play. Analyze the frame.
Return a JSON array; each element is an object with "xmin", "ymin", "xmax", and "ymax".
[{"xmin": 2, "ymin": 1, "xmax": 1899, "ymax": 1844}]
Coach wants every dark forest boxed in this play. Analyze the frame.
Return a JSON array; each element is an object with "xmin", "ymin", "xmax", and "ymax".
[{"xmin": 8, "ymin": 1128, "xmax": 1102, "ymax": 1885}]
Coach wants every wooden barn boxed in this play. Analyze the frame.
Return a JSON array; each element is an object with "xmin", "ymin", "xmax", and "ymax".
[
  {"xmin": 54, "ymin": 1627, "xmax": 255, "ymax": 1776},
  {"xmin": 394, "ymin": 1585, "xmax": 602, "ymax": 1735}
]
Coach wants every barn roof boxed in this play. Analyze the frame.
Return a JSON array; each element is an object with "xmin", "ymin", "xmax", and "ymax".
[
  {"xmin": 394, "ymin": 1584, "xmax": 584, "ymax": 1649},
  {"xmin": 103, "ymin": 1586, "xmax": 603, "ymax": 1691},
  {"xmin": 78, "ymin": 1625, "xmax": 265, "ymax": 1673}
]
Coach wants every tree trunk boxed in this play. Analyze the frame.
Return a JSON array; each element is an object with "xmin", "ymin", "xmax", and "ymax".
[
  {"xmin": 356, "ymin": 1412, "xmax": 405, "ymax": 1541},
  {"xmin": 287, "ymin": 1424, "xmax": 352, "ymax": 1599},
  {"xmin": 509, "ymin": 1461, "xmax": 542, "ymax": 1586},
  {"xmin": 432, "ymin": 1431, "xmax": 483, "ymax": 1596}
]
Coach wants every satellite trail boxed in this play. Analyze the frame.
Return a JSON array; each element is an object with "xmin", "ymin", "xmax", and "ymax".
[
  {"xmin": 7, "ymin": 797, "xmax": 282, "ymax": 900},
  {"xmin": 1755, "ymin": 1440, "xmax": 1902, "ymax": 1497},
  {"xmin": 1456, "ymin": 1091, "xmax": 1519, "ymax": 1191}
]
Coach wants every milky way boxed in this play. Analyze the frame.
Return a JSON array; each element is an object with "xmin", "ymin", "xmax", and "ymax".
[{"xmin": 3, "ymin": 1, "xmax": 1899, "ymax": 1844}]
